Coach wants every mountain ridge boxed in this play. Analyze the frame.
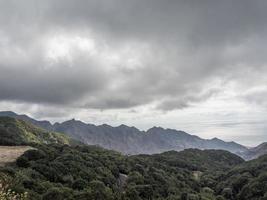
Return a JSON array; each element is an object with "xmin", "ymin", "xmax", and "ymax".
[{"xmin": 0, "ymin": 111, "xmax": 249, "ymax": 156}]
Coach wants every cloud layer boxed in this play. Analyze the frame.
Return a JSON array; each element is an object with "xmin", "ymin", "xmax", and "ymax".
[
  {"xmin": 1, "ymin": 0, "xmax": 267, "ymax": 111},
  {"xmin": 1, "ymin": 0, "xmax": 267, "ymax": 145}
]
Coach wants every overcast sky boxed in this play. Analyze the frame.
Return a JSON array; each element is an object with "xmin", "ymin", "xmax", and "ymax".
[{"xmin": 0, "ymin": 0, "xmax": 267, "ymax": 146}]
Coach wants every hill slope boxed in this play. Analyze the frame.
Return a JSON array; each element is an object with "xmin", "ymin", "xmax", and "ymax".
[
  {"xmin": 0, "ymin": 144, "xmax": 244, "ymax": 200},
  {"xmin": 0, "ymin": 132, "xmax": 265, "ymax": 200},
  {"xmin": 216, "ymin": 153, "xmax": 267, "ymax": 199},
  {"xmin": 0, "ymin": 111, "xmax": 54, "ymax": 130},
  {"xmin": 0, "ymin": 111, "xmax": 248, "ymax": 156},
  {"xmin": 239, "ymin": 142, "xmax": 267, "ymax": 160},
  {"xmin": 0, "ymin": 117, "xmax": 76, "ymax": 146}
]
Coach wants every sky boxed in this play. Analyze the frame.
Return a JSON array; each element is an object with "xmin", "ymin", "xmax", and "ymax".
[{"xmin": 0, "ymin": 0, "xmax": 267, "ymax": 146}]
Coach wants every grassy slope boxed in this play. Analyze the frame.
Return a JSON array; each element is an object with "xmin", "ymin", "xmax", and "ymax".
[{"xmin": 0, "ymin": 117, "xmax": 77, "ymax": 146}]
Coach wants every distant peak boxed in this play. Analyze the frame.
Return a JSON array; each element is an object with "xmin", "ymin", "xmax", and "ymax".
[
  {"xmin": 63, "ymin": 118, "xmax": 84, "ymax": 124},
  {"xmin": 118, "ymin": 124, "xmax": 129, "ymax": 128},
  {"xmin": 54, "ymin": 122, "xmax": 60, "ymax": 126},
  {"xmin": 257, "ymin": 142, "xmax": 267, "ymax": 148},
  {"xmin": 100, "ymin": 124, "xmax": 112, "ymax": 128},
  {"xmin": 211, "ymin": 137, "xmax": 221, "ymax": 141},
  {"xmin": 147, "ymin": 126, "xmax": 165, "ymax": 132}
]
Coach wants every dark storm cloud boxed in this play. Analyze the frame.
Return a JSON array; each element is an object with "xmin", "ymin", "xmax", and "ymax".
[{"xmin": 0, "ymin": 0, "xmax": 267, "ymax": 110}]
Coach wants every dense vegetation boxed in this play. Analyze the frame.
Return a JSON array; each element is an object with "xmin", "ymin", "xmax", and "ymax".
[
  {"xmin": 216, "ymin": 154, "xmax": 267, "ymax": 200},
  {"xmin": 0, "ymin": 143, "xmax": 246, "ymax": 200},
  {"xmin": 0, "ymin": 117, "xmax": 77, "ymax": 146}
]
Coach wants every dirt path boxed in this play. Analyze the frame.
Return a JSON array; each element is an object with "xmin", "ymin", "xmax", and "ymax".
[{"xmin": 0, "ymin": 146, "xmax": 32, "ymax": 166}]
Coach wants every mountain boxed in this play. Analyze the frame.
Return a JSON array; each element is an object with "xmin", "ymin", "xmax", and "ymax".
[
  {"xmin": 0, "ymin": 143, "xmax": 245, "ymax": 200},
  {"xmin": 239, "ymin": 142, "xmax": 267, "ymax": 160},
  {"xmin": 49, "ymin": 120, "xmax": 249, "ymax": 155},
  {"xmin": 0, "ymin": 116, "xmax": 77, "ymax": 146},
  {"xmin": 0, "ymin": 111, "xmax": 248, "ymax": 156}
]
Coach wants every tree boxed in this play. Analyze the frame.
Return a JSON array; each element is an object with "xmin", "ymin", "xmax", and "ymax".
[
  {"xmin": 87, "ymin": 180, "xmax": 114, "ymax": 200},
  {"xmin": 16, "ymin": 157, "xmax": 29, "ymax": 168},
  {"xmin": 42, "ymin": 187, "xmax": 64, "ymax": 200},
  {"xmin": 72, "ymin": 179, "xmax": 88, "ymax": 190}
]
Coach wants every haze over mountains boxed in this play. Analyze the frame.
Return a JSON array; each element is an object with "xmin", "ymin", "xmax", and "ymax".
[
  {"xmin": 1, "ymin": 111, "xmax": 264, "ymax": 160},
  {"xmin": 239, "ymin": 142, "xmax": 267, "ymax": 160}
]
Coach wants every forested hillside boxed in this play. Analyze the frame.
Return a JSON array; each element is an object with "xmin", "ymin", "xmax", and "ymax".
[
  {"xmin": 216, "ymin": 154, "xmax": 267, "ymax": 199},
  {"xmin": 0, "ymin": 144, "xmax": 245, "ymax": 200}
]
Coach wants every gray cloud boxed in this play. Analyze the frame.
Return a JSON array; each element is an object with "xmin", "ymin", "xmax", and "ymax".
[{"xmin": 0, "ymin": 0, "xmax": 267, "ymax": 111}]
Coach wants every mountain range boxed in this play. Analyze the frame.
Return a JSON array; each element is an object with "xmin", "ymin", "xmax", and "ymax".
[
  {"xmin": 1, "ymin": 113, "xmax": 267, "ymax": 199},
  {"xmin": 0, "ymin": 111, "xmax": 265, "ymax": 160}
]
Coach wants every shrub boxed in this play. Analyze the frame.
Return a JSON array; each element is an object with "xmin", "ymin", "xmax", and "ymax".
[
  {"xmin": 16, "ymin": 157, "xmax": 29, "ymax": 168},
  {"xmin": 42, "ymin": 187, "xmax": 64, "ymax": 200},
  {"xmin": 72, "ymin": 179, "xmax": 87, "ymax": 190},
  {"xmin": 23, "ymin": 150, "xmax": 45, "ymax": 161}
]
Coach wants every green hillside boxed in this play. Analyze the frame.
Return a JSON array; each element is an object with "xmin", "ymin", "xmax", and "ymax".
[
  {"xmin": 0, "ymin": 117, "xmax": 76, "ymax": 146},
  {"xmin": 1, "ymin": 143, "xmax": 266, "ymax": 200},
  {"xmin": 216, "ymin": 154, "xmax": 267, "ymax": 199},
  {"xmin": 0, "ymin": 144, "xmax": 245, "ymax": 200}
]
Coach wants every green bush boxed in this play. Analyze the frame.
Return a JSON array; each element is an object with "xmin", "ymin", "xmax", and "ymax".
[
  {"xmin": 16, "ymin": 157, "xmax": 30, "ymax": 168},
  {"xmin": 2, "ymin": 144, "xmax": 267, "ymax": 200},
  {"xmin": 72, "ymin": 179, "xmax": 87, "ymax": 190},
  {"xmin": 42, "ymin": 187, "xmax": 64, "ymax": 200}
]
